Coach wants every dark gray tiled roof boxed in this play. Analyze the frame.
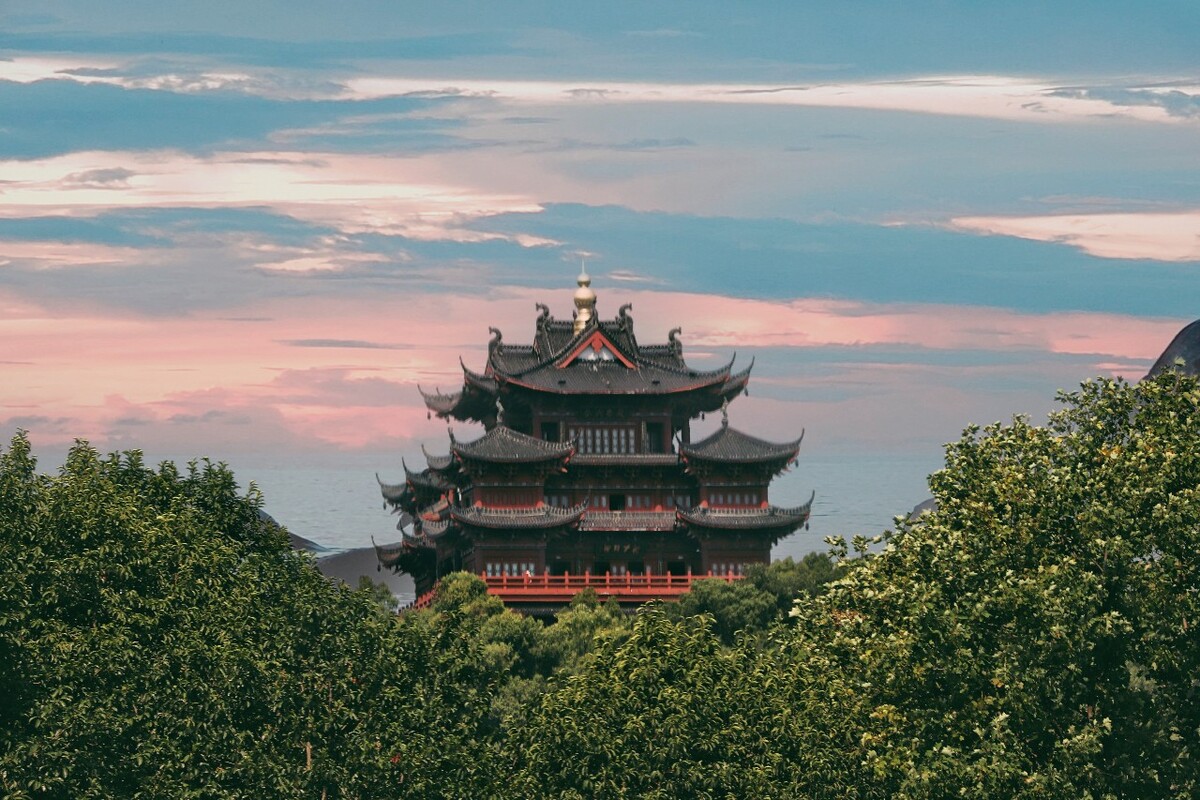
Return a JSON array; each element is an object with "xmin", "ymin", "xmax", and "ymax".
[
  {"xmin": 500, "ymin": 358, "xmax": 736, "ymax": 395},
  {"xmin": 422, "ymin": 444, "xmax": 454, "ymax": 471},
  {"xmin": 424, "ymin": 307, "xmax": 751, "ymax": 418},
  {"xmin": 418, "ymin": 386, "xmax": 463, "ymax": 415},
  {"xmin": 403, "ymin": 460, "xmax": 453, "ymax": 491},
  {"xmin": 484, "ymin": 309, "xmax": 743, "ymax": 396},
  {"xmin": 452, "ymin": 425, "xmax": 574, "ymax": 463},
  {"xmin": 419, "ymin": 518, "xmax": 453, "ymax": 538},
  {"xmin": 376, "ymin": 473, "xmax": 410, "ymax": 505},
  {"xmin": 678, "ymin": 493, "xmax": 814, "ymax": 530},
  {"xmin": 533, "ymin": 318, "xmax": 578, "ymax": 358},
  {"xmin": 579, "ymin": 510, "xmax": 678, "ymax": 531},
  {"xmin": 462, "ymin": 360, "xmax": 498, "ymax": 392},
  {"xmin": 373, "ymin": 538, "xmax": 407, "ymax": 567},
  {"xmin": 450, "ymin": 502, "xmax": 587, "ymax": 529},
  {"xmin": 680, "ymin": 422, "xmax": 803, "ymax": 463},
  {"xmin": 569, "ymin": 453, "xmax": 681, "ymax": 467}
]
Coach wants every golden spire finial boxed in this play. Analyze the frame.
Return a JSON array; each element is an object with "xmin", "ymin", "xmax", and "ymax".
[{"xmin": 573, "ymin": 258, "xmax": 596, "ymax": 334}]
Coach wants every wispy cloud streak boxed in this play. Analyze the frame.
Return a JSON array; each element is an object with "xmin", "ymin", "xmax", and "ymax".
[
  {"xmin": 344, "ymin": 75, "xmax": 1195, "ymax": 125},
  {"xmin": 949, "ymin": 212, "xmax": 1200, "ymax": 262}
]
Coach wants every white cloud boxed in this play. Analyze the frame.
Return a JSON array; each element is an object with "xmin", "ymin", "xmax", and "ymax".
[
  {"xmin": 0, "ymin": 56, "xmax": 124, "ymax": 84},
  {"xmin": 6, "ymin": 55, "xmax": 1197, "ymax": 126},
  {"xmin": 0, "ymin": 57, "xmax": 337, "ymax": 100},
  {"xmin": 252, "ymin": 248, "xmax": 403, "ymax": 274},
  {"xmin": 0, "ymin": 149, "xmax": 544, "ymax": 243},
  {"xmin": 950, "ymin": 211, "xmax": 1200, "ymax": 262},
  {"xmin": 343, "ymin": 75, "xmax": 1197, "ymax": 125}
]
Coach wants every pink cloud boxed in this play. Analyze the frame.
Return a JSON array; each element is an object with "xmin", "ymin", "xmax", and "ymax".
[
  {"xmin": 2, "ymin": 286, "xmax": 1184, "ymax": 457},
  {"xmin": 0, "ymin": 240, "xmax": 153, "ymax": 268},
  {"xmin": 615, "ymin": 292, "xmax": 1183, "ymax": 363}
]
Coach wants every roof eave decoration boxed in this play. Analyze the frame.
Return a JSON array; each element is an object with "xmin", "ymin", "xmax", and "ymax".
[
  {"xmin": 557, "ymin": 329, "xmax": 637, "ymax": 370},
  {"xmin": 421, "ymin": 443, "xmax": 454, "ymax": 472},
  {"xmin": 721, "ymin": 356, "xmax": 754, "ymax": 395},
  {"xmin": 400, "ymin": 531, "xmax": 434, "ymax": 552},
  {"xmin": 451, "ymin": 424, "xmax": 576, "ymax": 464},
  {"xmin": 372, "ymin": 536, "xmax": 407, "ymax": 568},
  {"xmin": 419, "ymin": 518, "xmax": 454, "ymax": 539},
  {"xmin": 461, "ymin": 358, "xmax": 498, "ymax": 392},
  {"xmin": 403, "ymin": 459, "xmax": 453, "ymax": 492},
  {"xmin": 679, "ymin": 491, "xmax": 815, "ymax": 529},
  {"xmin": 376, "ymin": 472, "xmax": 410, "ymax": 505},
  {"xmin": 641, "ymin": 352, "xmax": 735, "ymax": 381},
  {"xmin": 449, "ymin": 501, "xmax": 587, "ymax": 529},
  {"xmin": 418, "ymin": 384, "xmax": 463, "ymax": 416},
  {"xmin": 679, "ymin": 425, "xmax": 805, "ymax": 464}
]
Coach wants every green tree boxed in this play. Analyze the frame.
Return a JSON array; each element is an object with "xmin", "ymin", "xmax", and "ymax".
[
  {"xmin": 508, "ymin": 373, "xmax": 1200, "ymax": 797},
  {"xmin": 667, "ymin": 576, "xmax": 776, "ymax": 644},
  {"xmin": 790, "ymin": 373, "xmax": 1200, "ymax": 797},
  {"xmin": 357, "ymin": 575, "xmax": 400, "ymax": 612},
  {"xmin": 747, "ymin": 552, "xmax": 836, "ymax": 614},
  {"xmin": 503, "ymin": 603, "xmax": 868, "ymax": 800},
  {"xmin": 0, "ymin": 435, "xmax": 497, "ymax": 799},
  {"xmin": 666, "ymin": 554, "xmax": 835, "ymax": 645},
  {"xmin": 532, "ymin": 589, "xmax": 630, "ymax": 675}
]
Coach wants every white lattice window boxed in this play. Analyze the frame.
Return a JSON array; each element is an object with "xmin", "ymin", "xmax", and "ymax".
[{"xmin": 568, "ymin": 425, "xmax": 638, "ymax": 454}]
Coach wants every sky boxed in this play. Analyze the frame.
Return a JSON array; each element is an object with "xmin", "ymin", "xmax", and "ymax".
[{"xmin": 3, "ymin": 3, "xmax": 1198, "ymax": 504}]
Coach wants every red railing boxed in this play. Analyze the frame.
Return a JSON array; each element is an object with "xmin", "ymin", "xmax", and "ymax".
[
  {"xmin": 407, "ymin": 587, "xmax": 440, "ymax": 611},
  {"xmin": 483, "ymin": 570, "xmax": 740, "ymax": 604},
  {"xmin": 400, "ymin": 571, "xmax": 744, "ymax": 612}
]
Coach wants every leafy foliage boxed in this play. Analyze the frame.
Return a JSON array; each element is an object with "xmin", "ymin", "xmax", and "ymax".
[
  {"xmin": 499, "ymin": 373, "xmax": 1200, "ymax": 798},
  {"xmin": 6, "ymin": 371, "xmax": 1198, "ymax": 798},
  {"xmin": 0, "ymin": 435, "xmax": 497, "ymax": 799},
  {"xmin": 788, "ymin": 373, "xmax": 1200, "ymax": 797},
  {"xmin": 667, "ymin": 554, "xmax": 835, "ymax": 644}
]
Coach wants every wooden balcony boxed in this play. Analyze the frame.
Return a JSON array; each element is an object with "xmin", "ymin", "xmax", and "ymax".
[{"xmin": 404, "ymin": 570, "xmax": 743, "ymax": 612}]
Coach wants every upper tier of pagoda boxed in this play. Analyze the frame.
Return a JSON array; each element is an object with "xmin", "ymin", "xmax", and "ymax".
[{"xmin": 419, "ymin": 268, "xmax": 751, "ymax": 424}]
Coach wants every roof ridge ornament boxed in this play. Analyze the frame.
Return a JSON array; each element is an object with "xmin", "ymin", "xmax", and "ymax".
[
  {"xmin": 495, "ymin": 397, "xmax": 505, "ymax": 426},
  {"xmin": 668, "ymin": 327, "xmax": 682, "ymax": 356},
  {"xmin": 721, "ymin": 397, "xmax": 729, "ymax": 428},
  {"xmin": 573, "ymin": 259, "xmax": 596, "ymax": 334}
]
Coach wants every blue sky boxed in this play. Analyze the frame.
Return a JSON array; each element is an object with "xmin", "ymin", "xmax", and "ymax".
[{"xmin": 2, "ymin": 2, "xmax": 1197, "ymax": 482}]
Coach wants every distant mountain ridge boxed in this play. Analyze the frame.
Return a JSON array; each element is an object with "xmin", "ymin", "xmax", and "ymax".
[{"xmin": 1147, "ymin": 319, "xmax": 1200, "ymax": 378}]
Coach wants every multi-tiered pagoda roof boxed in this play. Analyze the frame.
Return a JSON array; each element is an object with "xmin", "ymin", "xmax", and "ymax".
[{"xmin": 377, "ymin": 270, "xmax": 813, "ymax": 612}]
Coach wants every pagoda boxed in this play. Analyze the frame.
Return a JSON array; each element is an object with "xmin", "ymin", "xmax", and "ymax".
[{"xmin": 376, "ymin": 270, "xmax": 813, "ymax": 612}]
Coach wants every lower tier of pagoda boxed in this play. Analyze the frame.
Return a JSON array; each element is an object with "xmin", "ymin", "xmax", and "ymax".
[{"xmin": 376, "ymin": 497, "xmax": 812, "ymax": 604}]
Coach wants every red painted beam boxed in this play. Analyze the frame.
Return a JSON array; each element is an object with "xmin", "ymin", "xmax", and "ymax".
[
  {"xmin": 482, "ymin": 571, "xmax": 742, "ymax": 604},
  {"xmin": 399, "ymin": 571, "xmax": 744, "ymax": 613}
]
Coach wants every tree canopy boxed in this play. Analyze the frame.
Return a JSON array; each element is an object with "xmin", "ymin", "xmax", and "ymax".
[
  {"xmin": 4, "ymin": 370, "xmax": 1199, "ymax": 798},
  {"xmin": 0, "ymin": 437, "xmax": 498, "ymax": 799},
  {"xmin": 493, "ymin": 373, "xmax": 1200, "ymax": 798},
  {"xmin": 790, "ymin": 372, "xmax": 1200, "ymax": 797}
]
